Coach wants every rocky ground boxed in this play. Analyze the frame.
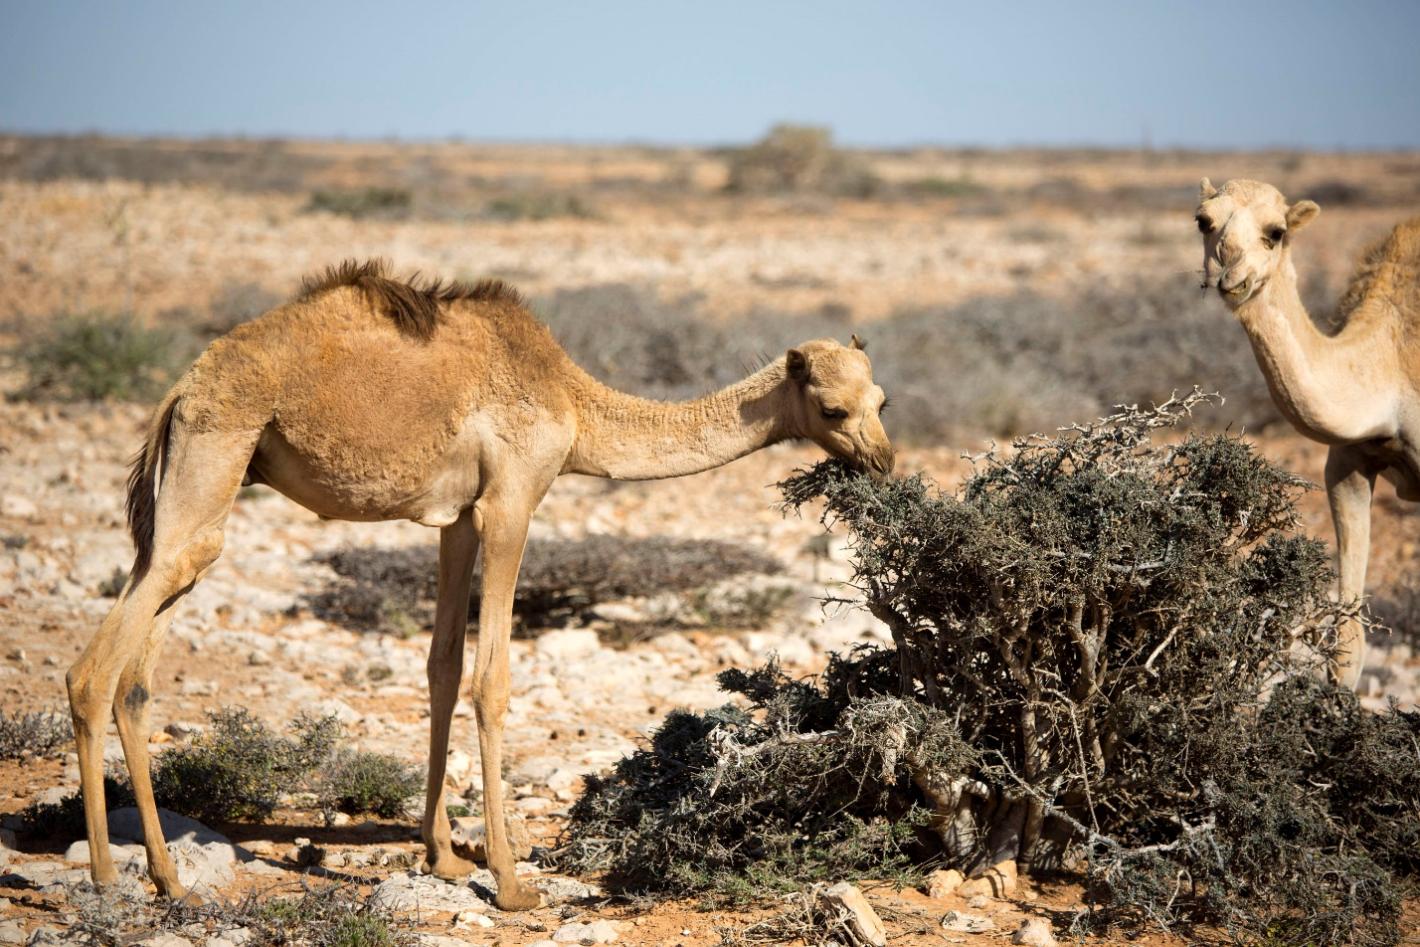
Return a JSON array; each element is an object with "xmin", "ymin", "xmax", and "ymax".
[{"xmin": 2, "ymin": 140, "xmax": 1420, "ymax": 944}]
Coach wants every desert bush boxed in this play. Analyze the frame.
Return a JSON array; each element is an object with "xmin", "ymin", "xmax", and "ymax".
[
  {"xmin": 151, "ymin": 708, "xmax": 342, "ymax": 824},
  {"xmin": 11, "ymin": 313, "xmax": 189, "ymax": 402},
  {"xmin": 305, "ymin": 186, "xmax": 412, "ymax": 220},
  {"xmin": 0, "ymin": 708, "xmax": 72, "ymax": 759},
  {"xmin": 562, "ymin": 398, "xmax": 1419, "ymax": 945},
  {"xmin": 71, "ymin": 880, "xmax": 415, "ymax": 947},
  {"xmin": 483, "ymin": 191, "xmax": 594, "ymax": 221},
  {"xmin": 307, "ymin": 534, "xmax": 784, "ymax": 636},
  {"xmin": 725, "ymin": 125, "xmax": 879, "ymax": 198},
  {"xmin": 318, "ymin": 749, "xmax": 423, "ymax": 819},
  {"xmin": 18, "ymin": 708, "xmax": 353, "ymax": 835}
]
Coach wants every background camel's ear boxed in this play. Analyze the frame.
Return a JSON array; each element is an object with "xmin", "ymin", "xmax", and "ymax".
[
  {"xmin": 1286, "ymin": 200, "xmax": 1320, "ymax": 232},
  {"xmin": 850, "ymin": 333, "xmax": 867, "ymax": 351},
  {"xmin": 786, "ymin": 348, "xmax": 810, "ymax": 383},
  {"xmin": 1199, "ymin": 177, "xmax": 1217, "ymax": 201}
]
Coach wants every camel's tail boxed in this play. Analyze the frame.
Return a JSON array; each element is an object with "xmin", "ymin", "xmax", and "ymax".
[{"xmin": 125, "ymin": 390, "xmax": 181, "ymax": 582}]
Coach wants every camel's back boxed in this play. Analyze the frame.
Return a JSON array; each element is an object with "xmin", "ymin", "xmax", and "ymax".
[
  {"xmin": 1337, "ymin": 217, "xmax": 1420, "ymax": 329},
  {"xmin": 173, "ymin": 266, "xmax": 578, "ymax": 505}
]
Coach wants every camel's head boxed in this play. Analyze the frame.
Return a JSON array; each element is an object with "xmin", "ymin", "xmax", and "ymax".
[
  {"xmin": 1196, "ymin": 177, "xmax": 1320, "ymax": 309},
  {"xmin": 785, "ymin": 336, "xmax": 894, "ymax": 475}
]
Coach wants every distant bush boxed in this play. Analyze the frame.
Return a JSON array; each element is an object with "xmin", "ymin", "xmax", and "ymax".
[
  {"xmin": 12, "ymin": 313, "xmax": 189, "ymax": 402},
  {"xmin": 305, "ymin": 187, "xmax": 412, "ymax": 220},
  {"xmin": 0, "ymin": 708, "xmax": 72, "ymax": 760},
  {"xmin": 20, "ymin": 773, "xmax": 134, "ymax": 839},
  {"xmin": 725, "ymin": 124, "xmax": 879, "ymax": 198},
  {"xmin": 564, "ymin": 399, "xmax": 1419, "ymax": 945},
  {"xmin": 318, "ymin": 750, "xmax": 423, "ymax": 819},
  {"xmin": 483, "ymin": 191, "xmax": 594, "ymax": 221},
  {"xmin": 901, "ymin": 175, "xmax": 986, "ymax": 198},
  {"xmin": 307, "ymin": 535, "xmax": 784, "ymax": 636}
]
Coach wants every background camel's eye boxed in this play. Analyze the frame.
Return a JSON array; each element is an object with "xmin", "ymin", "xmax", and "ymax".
[
  {"xmin": 1263, "ymin": 226, "xmax": 1286, "ymax": 248},
  {"xmin": 821, "ymin": 407, "xmax": 848, "ymax": 420},
  {"xmin": 1196, "ymin": 214, "xmax": 1214, "ymax": 234},
  {"xmin": 880, "ymin": 396, "xmax": 893, "ymax": 413}
]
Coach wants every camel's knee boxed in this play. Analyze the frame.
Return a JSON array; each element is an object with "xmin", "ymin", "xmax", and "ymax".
[
  {"xmin": 471, "ymin": 671, "xmax": 510, "ymax": 720},
  {"xmin": 67, "ymin": 662, "xmax": 112, "ymax": 728},
  {"xmin": 153, "ymin": 526, "xmax": 225, "ymax": 591}
]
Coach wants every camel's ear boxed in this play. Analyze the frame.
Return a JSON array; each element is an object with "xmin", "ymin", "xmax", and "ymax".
[
  {"xmin": 850, "ymin": 333, "xmax": 866, "ymax": 351},
  {"xmin": 1286, "ymin": 200, "xmax": 1320, "ymax": 232},
  {"xmin": 1199, "ymin": 177, "xmax": 1217, "ymax": 202},
  {"xmin": 786, "ymin": 348, "xmax": 810, "ymax": 383}
]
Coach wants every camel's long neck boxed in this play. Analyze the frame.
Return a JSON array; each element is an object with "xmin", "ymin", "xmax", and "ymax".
[
  {"xmin": 1235, "ymin": 254, "xmax": 1397, "ymax": 442},
  {"xmin": 566, "ymin": 360, "xmax": 797, "ymax": 480}
]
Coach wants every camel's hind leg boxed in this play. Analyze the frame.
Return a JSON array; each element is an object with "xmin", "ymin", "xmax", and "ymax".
[{"xmin": 67, "ymin": 423, "xmax": 256, "ymax": 897}]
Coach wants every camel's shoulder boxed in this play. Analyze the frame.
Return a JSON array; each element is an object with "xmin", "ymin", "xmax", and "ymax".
[{"xmin": 1336, "ymin": 217, "xmax": 1420, "ymax": 326}]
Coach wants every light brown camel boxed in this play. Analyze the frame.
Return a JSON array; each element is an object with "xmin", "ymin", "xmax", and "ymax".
[
  {"xmin": 67, "ymin": 259, "xmax": 894, "ymax": 909},
  {"xmin": 1197, "ymin": 178, "xmax": 1420, "ymax": 688}
]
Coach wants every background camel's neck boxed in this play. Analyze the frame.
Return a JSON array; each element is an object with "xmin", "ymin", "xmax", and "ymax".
[
  {"xmin": 1235, "ymin": 253, "xmax": 1396, "ymax": 442},
  {"xmin": 566, "ymin": 360, "xmax": 796, "ymax": 480}
]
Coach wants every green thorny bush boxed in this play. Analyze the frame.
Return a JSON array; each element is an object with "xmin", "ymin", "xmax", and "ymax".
[{"xmin": 560, "ymin": 393, "xmax": 1420, "ymax": 945}]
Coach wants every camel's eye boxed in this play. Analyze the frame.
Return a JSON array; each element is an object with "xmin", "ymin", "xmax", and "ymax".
[
  {"xmin": 1263, "ymin": 226, "xmax": 1286, "ymax": 248},
  {"xmin": 880, "ymin": 396, "xmax": 893, "ymax": 413},
  {"xmin": 821, "ymin": 407, "xmax": 848, "ymax": 421},
  {"xmin": 1196, "ymin": 214, "xmax": 1214, "ymax": 234}
]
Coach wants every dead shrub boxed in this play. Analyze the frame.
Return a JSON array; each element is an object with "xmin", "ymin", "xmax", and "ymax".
[
  {"xmin": 725, "ymin": 125, "xmax": 879, "ymax": 198},
  {"xmin": 0, "ymin": 708, "xmax": 72, "ymax": 760}
]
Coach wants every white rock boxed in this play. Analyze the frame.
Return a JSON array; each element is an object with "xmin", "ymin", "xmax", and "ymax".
[
  {"xmin": 1012, "ymin": 919, "xmax": 1059, "ymax": 947},
  {"xmin": 552, "ymin": 920, "xmax": 619, "ymax": 944},
  {"xmin": 535, "ymin": 629, "xmax": 602, "ymax": 659},
  {"xmin": 312, "ymin": 698, "xmax": 362, "ymax": 724},
  {"xmin": 371, "ymin": 871, "xmax": 491, "ymax": 914},
  {"xmin": 925, "ymin": 868, "xmax": 965, "ymax": 899},
  {"xmin": 819, "ymin": 883, "xmax": 886, "ymax": 947},
  {"xmin": 63, "ymin": 838, "xmax": 146, "ymax": 865},
  {"xmin": 135, "ymin": 935, "xmax": 192, "ymax": 947},
  {"xmin": 453, "ymin": 909, "xmax": 495, "ymax": 929},
  {"xmin": 0, "ymin": 922, "xmax": 23, "ymax": 946},
  {"xmin": 1, "ymin": 495, "xmax": 38, "ymax": 520},
  {"xmin": 106, "ymin": 808, "xmax": 237, "ymax": 890},
  {"xmin": 942, "ymin": 910, "xmax": 995, "ymax": 933}
]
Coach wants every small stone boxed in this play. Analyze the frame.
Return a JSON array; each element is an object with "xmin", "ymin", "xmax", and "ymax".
[
  {"xmin": 6, "ymin": 648, "xmax": 26, "ymax": 663},
  {"xmin": 326, "ymin": 811, "xmax": 351, "ymax": 828},
  {"xmin": 1, "ymin": 495, "xmax": 38, "ymax": 519},
  {"xmin": 135, "ymin": 934, "xmax": 192, "ymax": 947},
  {"xmin": 967, "ymin": 894, "xmax": 990, "ymax": 909},
  {"xmin": 925, "ymin": 867, "xmax": 965, "ymax": 899},
  {"xmin": 453, "ymin": 909, "xmax": 495, "ymax": 929},
  {"xmin": 942, "ymin": 910, "xmax": 995, "ymax": 933},
  {"xmin": 552, "ymin": 920, "xmax": 619, "ymax": 944},
  {"xmin": 0, "ymin": 922, "xmax": 23, "ymax": 946},
  {"xmin": 528, "ymin": 942, "xmax": 559, "ymax": 947},
  {"xmin": 247, "ymin": 650, "xmax": 270, "ymax": 666},
  {"xmin": 1012, "ymin": 918, "xmax": 1059, "ymax": 947},
  {"xmin": 818, "ymin": 882, "xmax": 886, "ymax": 947},
  {"xmin": 164, "ymin": 721, "xmax": 204, "ymax": 741}
]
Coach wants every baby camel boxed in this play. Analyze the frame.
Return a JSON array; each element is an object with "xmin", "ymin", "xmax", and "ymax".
[
  {"xmin": 1197, "ymin": 178, "xmax": 1420, "ymax": 688},
  {"xmin": 67, "ymin": 260, "xmax": 894, "ymax": 909}
]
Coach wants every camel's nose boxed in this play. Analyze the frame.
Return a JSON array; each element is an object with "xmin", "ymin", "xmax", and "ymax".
[{"xmin": 861, "ymin": 444, "xmax": 895, "ymax": 477}]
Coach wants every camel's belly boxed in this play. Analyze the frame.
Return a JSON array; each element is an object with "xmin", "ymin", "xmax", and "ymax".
[{"xmin": 248, "ymin": 424, "xmax": 484, "ymax": 526}]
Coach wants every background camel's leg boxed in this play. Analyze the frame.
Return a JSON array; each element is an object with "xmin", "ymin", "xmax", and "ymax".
[
  {"xmin": 470, "ymin": 492, "xmax": 541, "ymax": 911},
  {"xmin": 422, "ymin": 508, "xmax": 480, "ymax": 878},
  {"xmin": 1325, "ymin": 444, "xmax": 1376, "ymax": 690},
  {"xmin": 68, "ymin": 427, "xmax": 252, "ymax": 898}
]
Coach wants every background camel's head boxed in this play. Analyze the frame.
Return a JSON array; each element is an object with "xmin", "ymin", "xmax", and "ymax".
[
  {"xmin": 1196, "ymin": 177, "xmax": 1320, "ymax": 309},
  {"xmin": 785, "ymin": 336, "xmax": 894, "ymax": 475}
]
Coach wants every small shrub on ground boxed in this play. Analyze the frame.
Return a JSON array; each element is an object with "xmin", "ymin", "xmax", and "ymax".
[
  {"xmin": 318, "ymin": 749, "xmax": 423, "ymax": 819},
  {"xmin": 307, "ymin": 535, "xmax": 784, "ymax": 636},
  {"xmin": 71, "ymin": 881, "xmax": 415, "ymax": 947},
  {"xmin": 15, "ymin": 707, "xmax": 419, "ymax": 836},
  {"xmin": 0, "ymin": 708, "xmax": 72, "ymax": 759},
  {"xmin": 150, "ymin": 708, "xmax": 341, "ymax": 824},
  {"xmin": 562, "ymin": 397, "xmax": 1420, "ymax": 946},
  {"xmin": 11, "ymin": 313, "xmax": 189, "ymax": 402},
  {"xmin": 304, "ymin": 187, "xmax": 412, "ymax": 220}
]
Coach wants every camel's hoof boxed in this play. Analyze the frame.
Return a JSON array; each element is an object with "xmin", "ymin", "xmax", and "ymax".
[
  {"xmin": 425, "ymin": 854, "xmax": 478, "ymax": 880},
  {"xmin": 157, "ymin": 882, "xmax": 202, "ymax": 905},
  {"xmin": 494, "ymin": 883, "xmax": 541, "ymax": 912}
]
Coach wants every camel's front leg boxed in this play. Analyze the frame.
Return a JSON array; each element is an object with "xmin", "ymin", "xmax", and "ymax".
[
  {"xmin": 470, "ymin": 493, "xmax": 541, "ymax": 911},
  {"xmin": 1325, "ymin": 444, "xmax": 1376, "ymax": 690},
  {"xmin": 422, "ymin": 508, "xmax": 480, "ymax": 879}
]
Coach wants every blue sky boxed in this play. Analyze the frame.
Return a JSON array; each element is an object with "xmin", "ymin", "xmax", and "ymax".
[{"xmin": 3, "ymin": 1, "xmax": 1418, "ymax": 149}]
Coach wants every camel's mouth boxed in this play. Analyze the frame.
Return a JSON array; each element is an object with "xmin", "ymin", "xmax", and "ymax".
[{"xmin": 1220, "ymin": 276, "xmax": 1266, "ymax": 305}]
